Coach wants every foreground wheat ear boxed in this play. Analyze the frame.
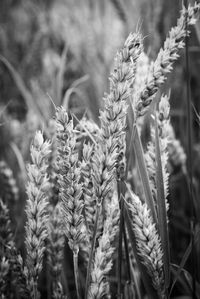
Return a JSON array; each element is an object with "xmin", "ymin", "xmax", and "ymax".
[
  {"xmin": 125, "ymin": 190, "xmax": 165, "ymax": 297},
  {"xmin": 25, "ymin": 130, "xmax": 51, "ymax": 298},
  {"xmin": 133, "ymin": 2, "xmax": 200, "ymax": 118}
]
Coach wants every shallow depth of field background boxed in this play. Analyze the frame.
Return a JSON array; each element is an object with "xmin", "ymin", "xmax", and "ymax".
[{"xmin": 0, "ymin": 0, "xmax": 200, "ymax": 297}]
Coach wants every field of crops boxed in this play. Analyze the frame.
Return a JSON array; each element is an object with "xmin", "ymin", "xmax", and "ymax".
[{"xmin": 1, "ymin": 1, "xmax": 200, "ymax": 298}]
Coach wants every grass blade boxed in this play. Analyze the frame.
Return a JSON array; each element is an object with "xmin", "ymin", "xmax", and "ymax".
[
  {"xmin": 0, "ymin": 55, "xmax": 44, "ymax": 124},
  {"xmin": 169, "ymin": 227, "xmax": 200, "ymax": 296},
  {"xmin": 133, "ymin": 125, "xmax": 157, "ymax": 225}
]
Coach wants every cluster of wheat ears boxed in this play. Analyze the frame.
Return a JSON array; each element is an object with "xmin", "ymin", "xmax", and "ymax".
[{"xmin": 0, "ymin": 3, "xmax": 200, "ymax": 299}]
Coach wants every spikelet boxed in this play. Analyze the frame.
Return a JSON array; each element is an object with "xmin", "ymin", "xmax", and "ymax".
[
  {"xmin": 134, "ymin": 2, "xmax": 200, "ymax": 117},
  {"xmin": 0, "ymin": 160, "xmax": 19, "ymax": 203},
  {"xmin": 126, "ymin": 190, "xmax": 164, "ymax": 297},
  {"xmin": 25, "ymin": 130, "xmax": 51, "ymax": 298},
  {"xmin": 132, "ymin": 51, "xmax": 150, "ymax": 97},
  {"xmin": 55, "ymin": 106, "xmax": 85, "ymax": 254},
  {"xmin": 47, "ymin": 203, "xmax": 65, "ymax": 299},
  {"xmin": 91, "ymin": 141, "xmax": 117, "ymax": 207},
  {"xmin": 88, "ymin": 192, "xmax": 119, "ymax": 299},
  {"xmin": 100, "ymin": 32, "xmax": 143, "ymax": 180}
]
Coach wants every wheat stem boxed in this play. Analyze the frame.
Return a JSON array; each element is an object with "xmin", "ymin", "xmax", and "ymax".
[
  {"xmin": 73, "ymin": 251, "xmax": 81, "ymax": 299},
  {"xmin": 117, "ymin": 180, "xmax": 125, "ymax": 298},
  {"xmin": 85, "ymin": 203, "xmax": 100, "ymax": 299}
]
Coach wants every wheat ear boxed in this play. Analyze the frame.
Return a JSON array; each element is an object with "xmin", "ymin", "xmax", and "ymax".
[
  {"xmin": 55, "ymin": 107, "xmax": 85, "ymax": 299},
  {"xmin": 100, "ymin": 32, "xmax": 143, "ymax": 179},
  {"xmin": 134, "ymin": 2, "xmax": 200, "ymax": 117},
  {"xmin": 126, "ymin": 190, "xmax": 165, "ymax": 297},
  {"xmin": 88, "ymin": 192, "xmax": 119, "ymax": 299},
  {"xmin": 25, "ymin": 130, "xmax": 51, "ymax": 299},
  {"xmin": 48, "ymin": 203, "xmax": 65, "ymax": 299}
]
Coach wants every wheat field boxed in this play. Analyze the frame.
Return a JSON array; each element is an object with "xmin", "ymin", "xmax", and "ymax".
[{"xmin": 1, "ymin": 1, "xmax": 200, "ymax": 299}]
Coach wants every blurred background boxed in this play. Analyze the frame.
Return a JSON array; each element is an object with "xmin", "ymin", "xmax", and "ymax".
[{"xmin": 0, "ymin": 0, "xmax": 200, "ymax": 297}]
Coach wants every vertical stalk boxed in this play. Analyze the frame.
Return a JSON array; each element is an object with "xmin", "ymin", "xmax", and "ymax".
[
  {"xmin": 33, "ymin": 283, "xmax": 37, "ymax": 299},
  {"xmin": 123, "ymin": 224, "xmax": 131, "ymax": 284},
  {"xmin": 73, "ymin": 251, "xmax": 81, "ymax": 299},
  {"xmin": 184, "ymin": 1, "xmax": 196, "ymax": 298},
  {"xmin": 84, "ymin": 204, "xmax": 100, "ymax": 299},
  {"xmin": 117, "ymin": 180, "xmax": 126, "ymax": 298}
]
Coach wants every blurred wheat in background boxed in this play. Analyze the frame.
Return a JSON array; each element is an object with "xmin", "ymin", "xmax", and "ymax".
[{"xmin": 1, "ymin": 0, "xmax": 200, "ymax": 298}]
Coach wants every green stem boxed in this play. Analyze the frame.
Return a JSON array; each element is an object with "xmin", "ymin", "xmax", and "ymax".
[
  {"xmin": 73, "ymin": 251, "xmax": 81, "ymax": 299},
  {"xmin": 123, "ymin": 220, "xmax": 131, "ymax": 283},
  {"xmin": 85, "ymin": 203, "xmax": 100, "ymax": 299},
  {"xmin": 33, "ymin": 282, "xmax": 38, "ymax": 299},
  {"xmin": 117, "ymin": 180, "xmax": 126, "ymax": 298}
]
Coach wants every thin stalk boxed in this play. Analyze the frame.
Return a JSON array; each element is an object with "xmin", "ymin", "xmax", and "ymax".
[
  {"xmin": 123, "ymin": 223, "xmax": 131, "ymax": 283},
  {"xmin": 84, "ymin": 203, "xmax": 100, "ymax": 299},
  {"xmin": 184, "ymin": 1, "xmax": 196, "ymax": 297},
  {"xmin": 33, "ymin": 283, "xmax": 37, "ymax": 299},
  {"xmin": 117, "ymin": 180, "xmax": 124, "ymax": 298},
  {"xmin": 73, "ymin": 251, "xmax": 81, "ymax": 299},
  {"xmin": 46, "ymin": 261, "xmax": 51, "ymax": 299}
]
